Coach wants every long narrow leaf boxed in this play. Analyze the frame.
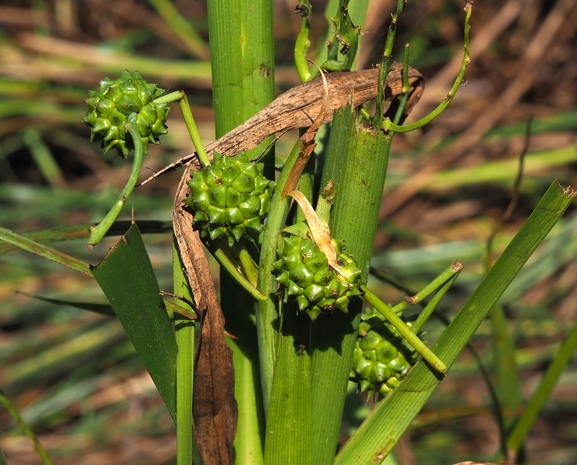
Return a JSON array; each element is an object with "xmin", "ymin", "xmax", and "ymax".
[
  {"xmin": 0, "ymin": 221, "xmax": 172, "ymax": 256},
  {"xmin": 506, "ymin": 314, "xmax": 577, "ymax": 455},
  {"xmin": 0, "ymin": 388, "xmax": 52, "ymax": 465},
  {"xmin": 336, "ymin": 181, "xmax": 575, "ymax": 464},
  {"xmin": 0, "ymin": 226, "xmax": 91, "ymax": 275}
]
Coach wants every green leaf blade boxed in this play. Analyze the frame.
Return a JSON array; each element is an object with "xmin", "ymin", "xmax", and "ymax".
[{"xmin": 92, "ymin": 223, "xmax": 177, "ymax": 421}]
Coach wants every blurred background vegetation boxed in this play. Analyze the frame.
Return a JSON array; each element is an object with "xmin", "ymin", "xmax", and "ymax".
[{"xmin": 0, "ymin": 0, "xmax": 576, "ymax": 464}]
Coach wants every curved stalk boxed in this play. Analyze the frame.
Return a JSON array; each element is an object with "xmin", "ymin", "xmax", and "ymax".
[{"xmin": 87, "ymin": 113, "xmax": 143, "ymax": 249}]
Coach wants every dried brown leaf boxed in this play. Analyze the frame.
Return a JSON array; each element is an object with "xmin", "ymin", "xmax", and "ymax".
[
  {"xmin": 173, "ymin": 175, "xmax": 237, "ymax": 465},
  {"xmin": 142, "ymin": 64, "xmax": 424, "ymax": 185}
]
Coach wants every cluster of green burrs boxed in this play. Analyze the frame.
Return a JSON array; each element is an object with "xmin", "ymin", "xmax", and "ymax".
[
  {"xmin": 187, "ymin": 153, "xmax": 276, "ymax": 246},
  {"xmin": 81, "ymin": 70, "xmax": 169, "ymax": 157},
  {"xmin": 350, "ymin": 307, "xmax": 419, "ymax": 398},
  {"xmin": 273, "ymin": 222, "xmax": 361, "ymax": 320},
  {"xmin": 81, "ymin": 70, "xmax": 184, "ymax": 248}
]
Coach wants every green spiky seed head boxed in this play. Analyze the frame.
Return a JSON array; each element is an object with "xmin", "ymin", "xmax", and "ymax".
[
  {"xmin": 273, "ymin": 224, "xmax": 361, "ymax": 320},
  {"xmin": 186, "ymin": 152, "xmax": 276, "ymax": 246},
  {"xmin": 350, "ymin": 307, "xmax": 419, "ymax": 398},
  {"xmin": 81, "ymin": 70, "xmax": 169, "ymax": 157}
]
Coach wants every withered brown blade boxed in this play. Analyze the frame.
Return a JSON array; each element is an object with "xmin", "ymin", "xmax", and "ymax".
[
  {"xmin": 173, "ymin": 174, "xmax": 237, "ymax": 465},
  {"xmin": 141, "ymin": 64, "xmax": 424, "ymax": 184},
  {"xmin": 193, "ymin": 302, "xmax": 237, "ymax": 465}
]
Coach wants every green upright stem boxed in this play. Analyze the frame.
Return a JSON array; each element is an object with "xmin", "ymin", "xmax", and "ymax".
[
  {"xmin": 257, "ymin": 140, "xmax": 303, "ymax": 411},
  {"xmin": 506, "ymin": 313, "xmax": 577, "ymax": 457},
  {"xmin": 373, "ymin": 0, "xmax": 405, "ymax": 128},
  {"xmin": 173, "ymin": 241, "xmax": 199, "ymax": 465},
  {"xmin": 207, "ymin": 0, "xmax": 274, "ymax": 461},
  {"xmin": 381, "ymin": 1, "xmax": 472, "ymax": 133},
  {"xmin": 310, "ymin": 106, "xmax": 392, "ymax": 465}
]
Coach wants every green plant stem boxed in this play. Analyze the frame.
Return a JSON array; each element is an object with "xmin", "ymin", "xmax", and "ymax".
[
  {"xmin": 506, "ymin": 317, "xmax": 577, "ymax": 456},
  {"xmin": 391, "ymin": 261, "xmax": 463, "ymax": 315},
  {"xmin": 22, "ymin": 128, "xmax": 64, "ymax": 187},
  {"xmin": 389, "ymin": 43, "xmax": 411, "ymax": 125},
  {"xmin": 207, "ymin": 1, "xmax": 274, "ymax": 461},
  {"xmin": 294, "ymin": 0, "xmax": 313, "ymax": 82},
  {"xmin": 87, "ymin": 114, "xmax": 143, "ymax": 249},
  {"xmin": 237, "ymin": 243, "xmax": 260, "ymax": 287},
  {"xmin": 0, "ymin": 388, "xmax": 52, "ymax": 465},
  {"xmin": 309, "ymin": 105, "xmax": 390, "ymax": 465},
  {"xmin": 373, "ymin": 0, "xmax": 405, "ymax": 128},
  {"xmin": 257, "ymin": 140, "xmax": 303, "ymax": 411},
  {"xmin": 412, "ymin": 271, "xmax": 460, "ymax": 334},
  {"xmin": 263, "ymin": 305, "xmax": 312, "ymax": 465},
  {"xmin": 210, "ymin": 246, "xmax": 266, "ymax": 301},
  {"xmin": 0, "ymin": 221, "xmax": 173, "ymax": 257},
  {"xmin": 0, "ymin": 226, "xmax": 91, "ymax": 275},
  {"xmin": 381, "ymin": 1, "xmax": 472, "ymax": 133},
  {"xmin": 173, "ymin": 240, "xmax": 200, "ymax": 465},
  {"xmin": 177, "ymin": 93, "xmax": 211, "ymax": 167},
  {"xmin": 361, "ymin": 285, "xmax": 447, "ymax": 374}
]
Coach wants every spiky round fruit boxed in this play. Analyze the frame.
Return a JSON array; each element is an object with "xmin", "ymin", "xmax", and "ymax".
[
  {"xmin": 273, "ymin": 225, "xmax": 361, "ymax": 320},
  {"xmin": 186, "ymin": 152, "xmax": 276, "ymax": 246},
  {"xmin": 81, "ymin": 70, "xmax": 169, "ymax": 157},
  {"xmin": 350, "ymin": 307, "xmax": 419, "ymax": 398}
]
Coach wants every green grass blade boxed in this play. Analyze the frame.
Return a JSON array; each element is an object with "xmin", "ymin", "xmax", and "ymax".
[
  {"xmin": 146, "ymin": 0, "xmax": 210, "ymax": 59},
  {"xmin": 22, "ymin": 128, "xmax": 64, "ymax": 187},
  {"xmin": 506, "ymin": 316, "xmax": 577, "ymax": 456},
  {"xmin": 0, "ymin": 225, "xmax": 91, "ymax": 275},
  {"xmin": 257, "ymin": 140, "xmax": 304, "ymax": 412},
  {"xmin": 0, "ymin": 388, "xmax": 52, "ymax": 465},
  {"xmin": 0, "ymin": 221, "xmax": 172, "ymax": 256},
  {"xmin": 92, "ymin": 223, "xmax": 177, "ymax": 421},
  {"xmin": 336, "ymin": 181, "xmax": 575, "ymax": 464},
  {"xmin": 491, "ymin": 302, "xmax": 522, "ymax": 430},
  {"xmin": 16, "ymin": 292, "xmax": 116, "ymax": 316}
]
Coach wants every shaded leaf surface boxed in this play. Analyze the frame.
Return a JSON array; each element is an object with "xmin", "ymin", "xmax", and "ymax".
[{"xmin": 92, "ymin": 223, "xmax": 177, "ymax": 421}]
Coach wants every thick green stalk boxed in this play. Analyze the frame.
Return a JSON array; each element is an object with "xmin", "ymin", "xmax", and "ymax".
[
  {"xmin": 207, "ymin": 0, "xmax": 274, "ymax": 461},
  {"xmin": 263, "ymin": 305, "xmax": 312, "ymax": 465},
  {"xmin": 257, "ymin": 140, "xmax": 305, "ymax": 411},
  {"xmin": 310, "ymin": 105, "xmax": 392, "ymax": 464}
]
